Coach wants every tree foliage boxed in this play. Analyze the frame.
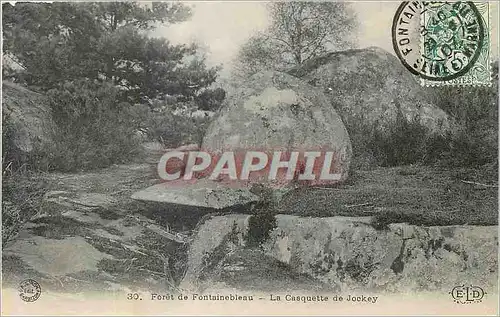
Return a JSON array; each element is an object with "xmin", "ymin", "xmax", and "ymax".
[
  {"xmin": 2, "ymin": 2, "xmax": 221, "ymax": 105},
  {"xmin": 235, "ymin": 2, "xmax": 358, "ymax": 76}
]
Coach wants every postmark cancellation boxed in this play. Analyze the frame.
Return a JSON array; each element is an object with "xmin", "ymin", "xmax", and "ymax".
[{"xmin": 393, "ymin": 1, "xmax": 492, "ymax": 86}]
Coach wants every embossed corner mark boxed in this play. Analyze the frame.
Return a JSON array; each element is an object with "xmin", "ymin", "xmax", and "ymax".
[
  {"xmin": 392, "ymin": 1, "xmax": 492, "ymax": 86},
  {"xmin": 18, "ymin": 279, "xmax": 42, "ymax": 302}
]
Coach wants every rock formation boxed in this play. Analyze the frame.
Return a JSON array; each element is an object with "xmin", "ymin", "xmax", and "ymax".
[
  {"xmin": 2, "ymin": 81, "xmax": 55, "ymax": 158},
  {"xmin": 288, "ymin": 47, "xmax": 451, "ymax": 134},
  {"xmin": 202, "ymin": 71, "xmax": 352, "ymax": 186},
  {"xmin": 181, "ymin": 214, "xmax": 498, "ymax": 294}
]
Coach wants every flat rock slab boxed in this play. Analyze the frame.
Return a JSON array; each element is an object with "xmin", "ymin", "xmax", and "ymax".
[
  {"xmin": 3, "ymin": 236, "xmax": 113, "ymax": 276},
  {"xmin": 131, "ymin": 178, "xmax": 259, "ymax": 209},
  {"xmin": 44, "ymin": 191, "xmax": 118, "ymax": 207}
]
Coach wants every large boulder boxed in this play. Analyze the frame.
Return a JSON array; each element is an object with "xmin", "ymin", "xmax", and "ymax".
[
  {"xmin": 288, "ymin": 47, "xmax": 451, "ymax": 134},
  {"xmin": 181, "ymin": 214, "xmax": 498, "ymax": 294},
  {"xmin": 202, "ymin": 71, "xmax": 352, "ymax": 186},
  {"xmin": 2, "ymin": 81, "xmax": 55, "ymax": 157}
]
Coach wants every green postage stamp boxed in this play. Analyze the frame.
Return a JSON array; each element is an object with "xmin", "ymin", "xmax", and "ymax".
[{"xmin": 393, "ymin": 1, "xmax": 492, "ymax": 86}]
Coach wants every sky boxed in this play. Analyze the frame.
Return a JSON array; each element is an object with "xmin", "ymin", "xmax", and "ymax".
[{"xmin": 151, "ymin": 1, "xmax": 499, "ymax": 76}]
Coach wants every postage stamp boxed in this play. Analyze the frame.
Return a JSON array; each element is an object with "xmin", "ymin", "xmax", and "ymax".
[
  {"xmin": 420, "ymin": 1, "xmax": 491, "ymax": 86},
  {"xmin": 392, "ymin": 1, "xmax": 492, "ymax": 86}
]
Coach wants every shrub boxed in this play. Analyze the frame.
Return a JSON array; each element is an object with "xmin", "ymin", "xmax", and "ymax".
[
  {"xmin": 346, "ymin": 104, "xmax": 434, "ymax": 169},
  {"xmin": 245, "ymin": 184, "xmax": 278, "ymax": 248},
  {"xmin": 371, "ymin": 109, "xmax": 431, "ymax": 167},
  {"xmin": 194, "ymin": 87, "xmax": 226, "ymax": 111},
  {"xmin": 428, "ymin": 83, "xmax": 498, "ymax": 168},
  {"xmin": 147, "ymin": 101, "xmax": 212, "ymax": 148},
  {"xmin": 2, "ymin": 171, "xmax": 48, "ymax": 243},
  {"xmin": 427, "ymin": 63, "xmax": 498, "ymax": 167},
  {"xmin": 428, "ymin": 128, "xmax": 498, "ymax": 168},
  {"xmin": 345, "ymin": 65, "xmax": 498, "ymax": 170},
  {"xmin": 33, "ymin": 80, "xmax": 140, "ymax": 172},
  {"xmin": 245, "ymin": 211, "xmax": 277, "ymax": 248}
]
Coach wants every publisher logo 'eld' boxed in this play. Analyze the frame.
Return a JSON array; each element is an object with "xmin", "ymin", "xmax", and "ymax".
[{"xmin": 449, "ymin": 285, "xmax": 486, "ymax": 304}]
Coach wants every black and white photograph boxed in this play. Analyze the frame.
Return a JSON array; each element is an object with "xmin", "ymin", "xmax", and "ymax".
[{"xmin": 1, "ymin": 1, "xmax": 498, "ymax": 315}]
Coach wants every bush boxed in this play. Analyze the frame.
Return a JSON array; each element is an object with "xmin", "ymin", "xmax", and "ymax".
[
  {"xmin": 346, "ymin": 104, "xmax": 435, "ymax": 169},
  {"xmin": 427, "ymin": 63, "xmax": 498, "ymax": 167},
  {"xmin": 32, "ymin": 80, "xmax": 141, "ymax": 172},
  {"xmin": 371, "ymin": 110, "xmax": 434, "ymax": 167},
  {"xmin": 345, "ymin": 94, "xmax": 498, "ymax": 170},
  {"xmin": 427, "ymin": 82, "xmax": 498, "ymax": 168},
  {"xmin": 2, "ymin": 171, "xmax": 48, "ymax": 243},
  {"xmin": 194, "ymin": 87, "xmax": 226, "ymax": 111},
  {"xmin": 245, "ymin": 184, "xmax": 278, "ymax": 248},
  {"xmin": 147, "ymin": 101, "xmax": 212, "ymax": 148},
  {"xmin": 245, "ymin": 211, "xmax": 277, "ymax": 248},
  {"xmin": 428, "ymin": 128, "xmax": 497, "ymax": 168},
  {"xmin": 345, "ymin": 59, "xmax": 498, "ymax": 170}
]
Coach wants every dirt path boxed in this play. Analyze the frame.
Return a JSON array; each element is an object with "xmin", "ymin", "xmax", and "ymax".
[{"xmin": 2, "ymin": 144, "xmax": 190, "ymax": 295}]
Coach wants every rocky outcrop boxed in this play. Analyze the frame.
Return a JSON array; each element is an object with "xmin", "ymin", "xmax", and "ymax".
[
  {"xmin": 202, "ymin": 71, "xmax": 352, "ymax": 186},
  {"xmin": 288, "ymin": 47, "xmax": 451, "ymax": 134},
  {"xmin": 181, "ymin": 215, "xmax": 498, "ymax": 294},
  {"xmin": 2, "ymin": 163, "xmax": 187, "ymax": 294},
  {"xmin": 2, "ymin": 81, "xmax": 56, "ymax": 156},
  {"xmin": 3, "ymin": 190, "xmax": 180, "ymax": 294},
  {"xmin": 4, "ymin": 162, "xmax": 497, "ymax": 296}
]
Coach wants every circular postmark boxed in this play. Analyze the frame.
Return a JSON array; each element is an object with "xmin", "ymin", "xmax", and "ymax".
[
  {"xmin": 18, "ymin": 279, "xmax": 41, "ymax": 302},
  {"xmin": 392, "ymin": 1, "xmax": 484, "ymax": 81}
]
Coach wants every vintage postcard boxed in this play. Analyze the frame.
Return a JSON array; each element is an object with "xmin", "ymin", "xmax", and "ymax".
[{"xmin": 1, "ymin": 1, "xmax": 499, "ymax": 316}]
